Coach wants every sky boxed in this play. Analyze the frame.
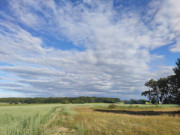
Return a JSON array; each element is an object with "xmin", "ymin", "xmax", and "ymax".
[{"xmin": 0, "ymin": 0, "xmax": 180, "ymax": 100}]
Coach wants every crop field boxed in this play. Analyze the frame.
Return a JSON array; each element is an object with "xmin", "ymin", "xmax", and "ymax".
[
  {"xmin": 0, "ymin": 103, "xmax": 180, "ymax": 135},
  {"xmin": 0, "ymin": 104, "xmax": 61, "ymax": 135}
]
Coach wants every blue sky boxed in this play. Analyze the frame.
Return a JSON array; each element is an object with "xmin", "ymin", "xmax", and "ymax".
[{"xmin": 0, "ymin": 0, "xmax": 180, "ymax": 100}]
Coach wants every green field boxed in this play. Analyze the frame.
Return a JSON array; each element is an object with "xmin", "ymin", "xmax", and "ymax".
[
  {"xmin": 0, "ymin": 103, "xmax": 180, "ymax": 135},
  {"xmin": 0, "ymin": 104, "xmax": 61, "ymax": 135}
]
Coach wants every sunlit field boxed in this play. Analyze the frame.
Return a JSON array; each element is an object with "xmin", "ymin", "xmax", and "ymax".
[
  {"xmin": 0, "ymin": 103, "xmax": 180, "ymax": 135},
  {"xmin": 0, "ymin": 104, "xmax": 61, "ymax": 135},
  {"xmin": 71, "ymin": 107, "xmax": 180, "ymax": 135}
]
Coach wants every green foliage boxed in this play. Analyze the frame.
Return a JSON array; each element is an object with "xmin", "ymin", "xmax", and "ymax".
[
  {"xmin": 124, "ymin": 99, "xmax": 148, "ymax": 104},
  {"xmin": 145, "ymin": 102, "xmax": 150, "ymax": 105},
  {"xmin": 108, "ymin": 104, "xmax": 117, "ymax": 109},
  {"xmin": 0, "ymin": 97, "xmax": 120, "ymax": 104},
  {"xmin": 142, "ymin": 58, "xmax": 180, "ymax": 104},
  {"xmin": 61, "ymin": 100, "xmax": 70, "ymax": 104}
]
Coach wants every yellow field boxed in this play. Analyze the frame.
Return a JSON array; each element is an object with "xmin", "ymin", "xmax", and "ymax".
[{"xmin": 70, "ymin": 107, "xmax": 180, "ymax": 135}]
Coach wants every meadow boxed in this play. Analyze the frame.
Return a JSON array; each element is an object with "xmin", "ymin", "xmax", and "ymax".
[{"xmin": 0, "ymin": 103, "xmax": 180, "ymax": 135}]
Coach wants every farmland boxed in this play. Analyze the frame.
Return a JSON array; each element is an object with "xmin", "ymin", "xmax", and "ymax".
[
  {"xmin": 0, "ymin": 104, "xmax": 60, "ymax": 135},
  {"xmin": 0, "ymin": 103, "xmax": 180, "ymax": 135}
]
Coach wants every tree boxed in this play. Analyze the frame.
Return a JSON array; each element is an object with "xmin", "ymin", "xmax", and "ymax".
[
  {"xmin": 171, "ymin": 58, "xmax": 180, "ymax": 104},
  {"xmin": 142, "ymin": 79, "xmax": 159, "ymax": 103},
  {"xmin": 142, "ymin": 58, "xmax": 180, "ymax": 104},
  {"xmin": 157, "ymin": 78, "xmax": 169, "ymax": 103},
  {"xmin": 61, "ymin": 100, "xmax": 70, "ymax": 104},
  {"xmin": 0, "ymin": 97, "xmax": 121, "ymax": 104}
]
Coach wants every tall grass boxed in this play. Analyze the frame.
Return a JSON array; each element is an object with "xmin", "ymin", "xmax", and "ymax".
[
  {"xmin": 41, "ymin": 103, "xmax": 109, "ymax": 135},
  {"xmin": 69, "ymin": 107, "xmax": 180, "ymax": 135},
  {"xmin": 0, "ymin": 104, "xmax": 60, "ymax": 135},
  {"xmin": 51, "ymin": 104, "xmax": 180, "ymax": 135},
  {"xmin": 0, "ymin": 103, "xmax": 108, "ymax": 135}
]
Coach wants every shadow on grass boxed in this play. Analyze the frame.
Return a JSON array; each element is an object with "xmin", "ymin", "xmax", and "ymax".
[{"xmin": 94, "ymin": 109, "xmax": 180, "ymax": 116}]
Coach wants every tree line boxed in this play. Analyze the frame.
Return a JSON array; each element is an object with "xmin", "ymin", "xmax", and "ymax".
[
  {"xmin": 142, "ymin": 58, "xmax": 180, "ymax": 104},
  {"xmin": 0, "ymin": 96, "xmax": 120, "ymax": 104}
]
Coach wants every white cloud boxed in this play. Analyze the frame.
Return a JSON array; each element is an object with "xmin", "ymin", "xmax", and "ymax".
[
  {"xmin": 148, "ymin": 0, "xmax": 180, "ymax": 52},
  {"xmin": 0, "ymin": 0, "xmax": 178, "ymax": 99}
]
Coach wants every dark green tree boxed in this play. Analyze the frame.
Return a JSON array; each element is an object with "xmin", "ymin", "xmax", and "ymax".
[
  {"xmin": 170, "ymin": 58, "xmax": 180, "ymax": 103},
  {"xmin": 142, "ymin": 58, "xmax": 180, "ymax": 104},
  {"xmin": 142, "ymin": 79, "xmax": 159, "ymax": 103}
]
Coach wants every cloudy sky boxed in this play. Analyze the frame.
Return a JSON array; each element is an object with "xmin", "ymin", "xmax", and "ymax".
[{"xmin": 0, "ymin": 0, "xmax": 180, "ymax": 99}]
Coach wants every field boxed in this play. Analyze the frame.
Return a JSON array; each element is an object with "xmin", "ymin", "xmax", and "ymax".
[
  {"xmin": 0, "ymin": 104, "xmax": 61, "ymax": 135},
  {"xmin": 0, "ymin": 103, "xmax": 180, "ymax": 135}
]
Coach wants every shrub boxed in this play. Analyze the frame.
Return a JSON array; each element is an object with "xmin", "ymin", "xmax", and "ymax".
[{"xmin": 108, "ymin": 104, "xmax": 117, "ymax": 109}]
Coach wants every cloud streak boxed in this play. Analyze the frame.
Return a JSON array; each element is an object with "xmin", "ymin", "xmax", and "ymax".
[{"xmin": 0, "ymin": 0, "xmax": 178, "ymax": 99}]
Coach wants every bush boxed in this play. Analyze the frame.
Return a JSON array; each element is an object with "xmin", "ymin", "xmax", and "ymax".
[
  {"xmin": 108, "ymin": 104, "xmax": 117, "ymax": 109},
  {"xmin": 61, "ymin": 100, "xmax": 70, "ymax": 104}
]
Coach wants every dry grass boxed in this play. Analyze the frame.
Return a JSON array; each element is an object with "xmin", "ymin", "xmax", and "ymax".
[
  {"xmin": 69, "ymin": 107, "xmax": 180, "ymax": 135},
  {"xmin": 40, "ymin": 104, "xmax": 180, "ymax": 135}
]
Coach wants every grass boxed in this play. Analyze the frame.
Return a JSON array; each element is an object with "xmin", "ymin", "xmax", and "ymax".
[
  {"xmin": 0, "ymin": 103, "xmax": 180, "ymax": 135},
  {"xmin": 43, "ymin": 104, "xmax": 180, "ymax": 135},
  {"xmin": 94, "ymin": 104, "xmax": 180, "ymax": 113},
  {"xmin": 71, "ymin": 107, "xmax": 180, "ymax": 135},
  {"xmin": 0, "ymin": 104, "xmax": 61, "ymax": 135},
  {"xmin": 42, "ymin": 103, "xmax": 109, "ymax": 134},
  {"xmin": 0, "ymin": 103, "xmax": 108, "ymax": 135},
  {"xmin": 54, "ymin": 104, "xmax": 180, "ymax": 135}
]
